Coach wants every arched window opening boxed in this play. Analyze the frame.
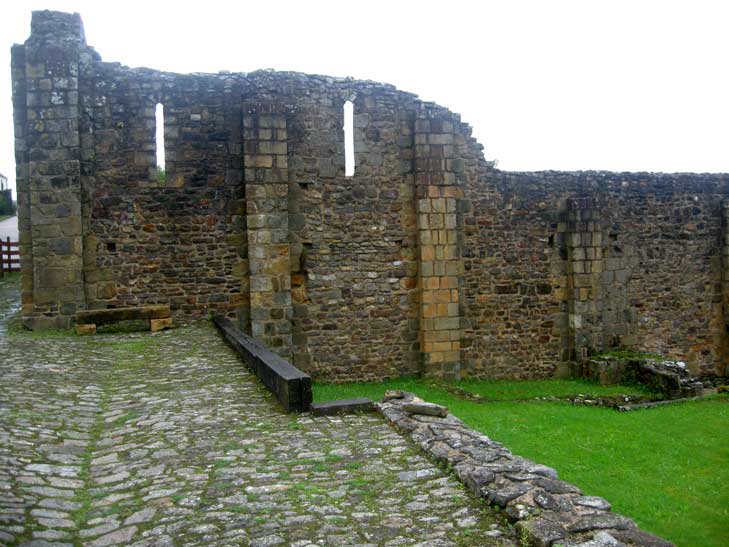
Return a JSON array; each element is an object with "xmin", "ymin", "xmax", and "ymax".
[
  {"xmin": 343, "ymin": 100, "xmax": 355, "ymax": 177},
  {"xmin": 155, "ymin": 103, "xmax": 166, "ymax": 182}
]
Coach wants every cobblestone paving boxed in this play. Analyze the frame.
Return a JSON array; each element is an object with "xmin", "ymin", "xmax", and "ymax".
[{"xmin": 0, "ymin": 276, "xmax": 512, "ymax": 547}]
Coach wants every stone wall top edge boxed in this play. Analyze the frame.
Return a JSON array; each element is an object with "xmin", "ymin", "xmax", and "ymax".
[
  {"xmin": 26, "ymin": 11, "xmax": 422, "ymax": 101},
  {"xmin": 28, "ymin": 10, "xmax": 85, "ymax": 46},
  {"xmin": 93, "ymin": 60, "xmax": 421, "ymax": 100},
  {"xmin": 23, "ymin": 10, "xmax": 485, "ymax": 145},
  {"xmin": 495, "ymin": 168, "xmax": 729, "ymax": 178}
]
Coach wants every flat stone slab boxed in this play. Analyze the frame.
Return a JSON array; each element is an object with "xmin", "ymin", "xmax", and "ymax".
[
  {"xmin": 611, "ymin": 528, "xmax": 677, "ymax": 547},
  {"xmin": 575, "ymin": 496, "xmax": 612, "ymax": 511},
  {"xmin": 403, "ymin": 401, "xmax": 449, "ymax": 417},
  {"xmin": 76, "ymin": 305, "xmax": 171, "ymax": 324},
  {"xmin": 311, "ymin": 398, "xmax": 375, "ymax": 416},
  {"xmin": 516, "ymin": 518, "xmax": 567, "ymax": 547}
]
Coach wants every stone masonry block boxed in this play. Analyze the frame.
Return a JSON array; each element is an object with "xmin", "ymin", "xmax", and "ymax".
[
  {"xmin": 424, "ymin": 277, "xmax": 440, "ymax": 289},
  {"xmin": 150, "ymin": 317, "xmax": 173, "ymax": 332},
  {"xmin": 431, "ymin": 198, "xmax": 446, "ymax": 212},
  {"xmin": 434, "ymin": 317, "xmax": 459, "ymax": 331},
  {"xmin": 422, "ymin": 304, "xmax": 436, "ymax": 318},
  {"xmin": 421, "ymin": 245, "xmax": 435, "ymax": 261},
  {"xmin": 75, "ymin": 323, "xmax": 96, "ymax": 335}
]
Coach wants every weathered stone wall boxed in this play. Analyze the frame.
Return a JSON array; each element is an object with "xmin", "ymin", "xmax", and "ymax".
[
  {"xmin": 461, "ymin": 171, "xmax": 729, "ymax": 378},
  {"xmin": 12, "ymin": 10, "xmax": 729, "ymax": 380},
  {"xmin": 81, "ymin": 66, "xmax": 247, "ymax": 321}
]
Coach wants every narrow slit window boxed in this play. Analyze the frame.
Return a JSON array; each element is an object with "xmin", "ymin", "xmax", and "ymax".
[
  {"xmin": 155, "ymin": 103, "xmax": 165, "ymax": 180},
  {"xmin": 343, "ymin": 100, "xmax": 355, "ymax": 177}
]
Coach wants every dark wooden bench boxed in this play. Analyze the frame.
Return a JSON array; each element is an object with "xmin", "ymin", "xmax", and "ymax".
[{"xmin": 75, "ymin": 305, "xmax": 172, "ymax": 334}]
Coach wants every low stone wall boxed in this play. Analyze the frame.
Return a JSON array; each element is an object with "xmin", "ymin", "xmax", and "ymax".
[
  {"xmin": 213, "ymin": 315, "xmax": 312, "ymax": 412},
  {"xmin": 377, "ymin": 391, "xmax": 674, "ymax": 547}
]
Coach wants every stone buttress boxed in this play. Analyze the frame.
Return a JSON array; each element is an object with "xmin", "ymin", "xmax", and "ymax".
[
  {"xmin": 414, "ymin": 104, "xmax": 463, "ymax": 379},
  {"xmin": 243, "ymin": 104, "xmax": 293, "ymax": 356},
  {"xmin": 12, "ymin": 12, "xmax": 87, "ymax": 328}
]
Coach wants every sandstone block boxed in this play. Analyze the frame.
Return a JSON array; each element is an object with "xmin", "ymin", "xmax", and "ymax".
[
  {"xmin": 76, "ymin": 323, "xmax": 96, "ymax": 335},
  {"xmin": 150, "ymin": 317, "xmax": 172, "ymax": 332}
]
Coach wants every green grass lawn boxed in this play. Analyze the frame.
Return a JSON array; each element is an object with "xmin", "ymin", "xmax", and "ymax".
[
  {"xmin": 0, "ymin": 214, "xmax": 15, "ymax": 222},
  {"xmin": 315, "ymin": 378, "xmax": 729, "ymax": 547}
]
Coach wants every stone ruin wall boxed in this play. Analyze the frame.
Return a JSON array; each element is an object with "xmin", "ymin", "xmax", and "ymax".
[
  {"xmin": 12, "ymin": 11, "xmax": 729, "ymax": 381},
  {"xmin": 462, "ymin": 171, "xmax": 729, "ymax": 379}
]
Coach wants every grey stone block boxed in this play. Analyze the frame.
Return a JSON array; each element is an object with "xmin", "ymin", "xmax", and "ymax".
[
  {"xmin": 568, "ymin": 513, "xmax": 636, "ymax": 533},
  {"xmin": 515, "ymin": 518, "xmax": 567, "ymax": 547},
  {"xmin": 403, "ymin": 401, "xmax": 448, "ymax": 417}
]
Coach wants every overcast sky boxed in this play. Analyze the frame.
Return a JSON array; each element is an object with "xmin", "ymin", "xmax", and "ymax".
[{"xmin": 1, "ymin": 0, "xmax": 728, "ymax": 195}]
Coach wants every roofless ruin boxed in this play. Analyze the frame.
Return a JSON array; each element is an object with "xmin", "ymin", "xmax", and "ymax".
[{"xmin": 11, "ymin": 11, "xmax": 729, "ymax": 381}]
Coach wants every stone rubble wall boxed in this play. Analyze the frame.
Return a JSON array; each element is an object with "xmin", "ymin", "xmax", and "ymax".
[
  {"xmin": 378, "ymin": 391, "xmax": 675, "ymax": 547},
  {"xmin": 11, "ymin": 10, "xmax": 729, "ymax": 380},
  {"xmin": 461, "ymin": 170, "xmax": 729, "ymax": 379}
]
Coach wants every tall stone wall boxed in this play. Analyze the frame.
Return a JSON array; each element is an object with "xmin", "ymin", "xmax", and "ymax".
[{"xmin": 12, "ymin": 10, "xmax": 729, "ymax": 380}]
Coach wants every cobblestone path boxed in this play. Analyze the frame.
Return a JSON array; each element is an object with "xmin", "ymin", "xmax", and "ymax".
[{"xmin": 0, "ymin": 276, "xmax": 510, "ymax": 547}]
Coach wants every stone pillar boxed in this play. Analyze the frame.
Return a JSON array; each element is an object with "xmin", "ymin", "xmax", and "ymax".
[
  {"xmin": 16, "ymin": 11, "xmax": 87, "ymax": 328},
  {"xmin": 414, "ymin": 105, "xmax": 462, "ymax": 379},
  {"xmin": 562, "ymin": 198, "xmax": 604, "ymax": 362},
  {"xmin": 243, "ymin": 105, "xmax": 292, "ymax": 355},
  {"xmin": 11, "ymin": 44, "xmax": 33, "ymax": 319}
]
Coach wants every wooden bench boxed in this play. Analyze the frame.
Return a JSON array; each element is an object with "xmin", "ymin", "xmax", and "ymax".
[{"xmin": 75, "ymin": 305, "xmax": 172, "ymax": 334}]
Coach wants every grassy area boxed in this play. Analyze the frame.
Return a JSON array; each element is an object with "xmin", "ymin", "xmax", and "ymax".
[
  {"xmin": 315, "ymin": 378, "xmax": 729, "ymax": 547},
  {"xmin": 456, "ymin": 378, "xmax": 651, "ymax": 399},
  {"xmin": 314, "ymin": 377, "xmax": 649, "ymax": 402},
  {"xmin": 592, "ymin": 348, "xmax": 665, "ymax": 360},
  {"xmin": 0, "ymin": 214, "xmax": 15, "ymax": 222}
]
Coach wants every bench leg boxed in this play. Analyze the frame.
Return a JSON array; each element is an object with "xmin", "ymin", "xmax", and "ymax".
[
  {"xmin": 76, "ymin": 323, "xmax": 97, "ymax": 335},
  {"xmin": 150, "ymin": 318, "xmax": 173, "ymax": 332}
]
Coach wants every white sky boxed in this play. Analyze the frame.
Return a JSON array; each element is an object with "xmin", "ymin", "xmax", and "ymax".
[{"xmin": 1, "ymin": 0, "xmax": 728, "ymax": 195}]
